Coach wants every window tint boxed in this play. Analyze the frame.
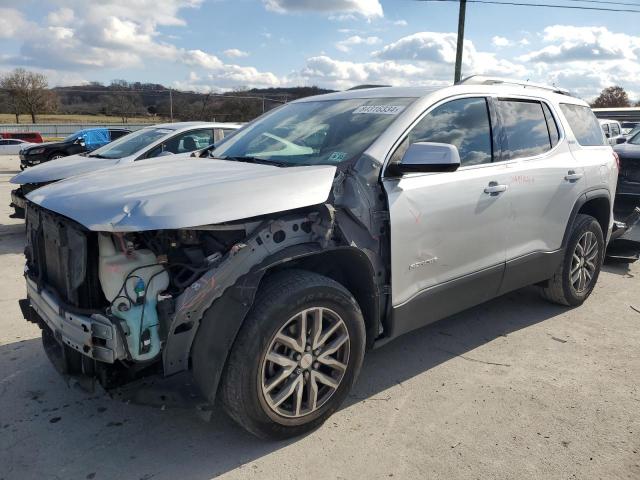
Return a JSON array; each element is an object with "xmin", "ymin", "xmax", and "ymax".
[
  {"xmin": 601, "ymin": 123, "xmax": 610, "ymax": 135},
  {"xmin": 392, "ymin": 97, "xmax": 493, "ymax": 166},
  {"xmin": 542, "ymin": 103, "xmax": 560, "ymax": 148},
  {"xmin": 560, "ymin": 104, "xmax": 606, "ymax": 146},
  {"xmin": 498, "ymin": 100, "xmax": 551, "ymax": 160}
]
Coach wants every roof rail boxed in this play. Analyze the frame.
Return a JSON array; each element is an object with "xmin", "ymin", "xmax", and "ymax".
[{"xmin": 457, "ymin": 75, "xmax": 571, "ymax": 96}]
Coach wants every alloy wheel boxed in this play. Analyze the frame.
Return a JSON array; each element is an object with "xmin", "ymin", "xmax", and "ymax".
[
  {"xmin": 571, "ymin": 230, "xmax": 598, "ymax": 293},
  {"xmin": 261, "ymin": 307, "xmax": 350, "ymax": 418}
]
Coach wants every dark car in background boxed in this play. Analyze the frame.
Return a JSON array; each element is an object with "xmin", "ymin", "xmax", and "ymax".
[
  {"xmin": 19, "ymin": 127, "xmax": 130, "ymax": 169},
  {"xmin": 614, "ymin": 132, "xmax": 640, "ymax": 197}
]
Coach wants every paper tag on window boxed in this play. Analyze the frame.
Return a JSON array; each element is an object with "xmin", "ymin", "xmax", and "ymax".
[{"xmin": 353, "ymin": 105, "xmax": 405, "ymax": 115}]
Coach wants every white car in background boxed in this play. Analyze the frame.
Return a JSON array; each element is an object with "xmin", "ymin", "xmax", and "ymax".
[
  {"xmin": 9, "ymin": 121, "xmax": 242, "ymax": 218},
  {"xmin": 0, "ymin": 138, "xmax": 35, "ymax": 155},
  {"xmin": 599, "ymin": 119, "xmax": 625, "ymax": 145}
]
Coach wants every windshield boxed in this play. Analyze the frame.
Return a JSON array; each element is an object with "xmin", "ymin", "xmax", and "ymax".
[
  {"xmin": 87, "ymin": 127, "xmax": 172, "ymax": 159},
  {"xmin": 628, "ymin": 125, "xmax": 640, "ymax": 139},
  {"xmin": 212, "ymin": 97, "xmax": 416, "ymax": 166},
  {"xmin": 629, "ymin": 132, "xmax": 640, "ymax": 145}
]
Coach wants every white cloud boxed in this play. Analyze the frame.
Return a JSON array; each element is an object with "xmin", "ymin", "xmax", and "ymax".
[
  {"xmin": 0, "ymin": 8, "xmax": 31, "ymax": 38},
  {"xmin": 263, "ymin": 0, "xmax": 383, "ymax": 18},
  {"xmin": 492, "ymin": 36, "xmax": 511, "ymax": 47},
  {"xmin": 519, "ymin": 38, "xmax": 530, "ymax": 46},
  {"xmin": 393, "ymin": 19, "xmax": 408, "ymax": 27},
  {"xmin": 47, "ymin": 7, "xmax": 75, "ymax": 26},
  {"xmin": 374, "ymin": 32, "xmax": 459, "ymax": 63},
  {"xmin": 335, "ymin": 35, "xmax": 381, "ymax": 52},
  {"xmin": 223, "ymin": 48, "xmax": 249, "ymax": 58},
  {"xmin": 183, "ymin": 50, "xmax": 280, "ymax": 88},
  {"xmin": 1, "ymin": 0, "xmax": 280, "ymax": 89},
  {"xmin": 520, "ymin": 25, "xmax": 639, "ymax": 63}
]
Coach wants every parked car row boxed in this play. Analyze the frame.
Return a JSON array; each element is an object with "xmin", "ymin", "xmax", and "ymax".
[
  {"xmin": 13, "ymin": 77, "xmax": 638, "ymax": 439},
  {"xmin": 9, "ymin": 122, "xmax": 241, "ymax": 218}
]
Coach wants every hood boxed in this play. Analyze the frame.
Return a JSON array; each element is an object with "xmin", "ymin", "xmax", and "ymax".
[
  {"xmin": 23, "ymin": 141, "xmax": 59, "ymax": 150},
  {"xmin": 614, "ymin": 143, "xmax": 640, "ymax": 159},
  {"xmin": 11, "ymin": 154, "xmax": 122, "ymax": 185},
  {"xmin": 27, "ymin": 157, "xmax": 337, "ymax": 232}
]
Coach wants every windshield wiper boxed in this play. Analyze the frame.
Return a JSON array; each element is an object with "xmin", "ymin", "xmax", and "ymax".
[
  {"xmin": 88, "ymin": 153, "xmax": 107, "ymax": 158},
  {"xmin": 219, "ymin": 156, "xmax": 290, "ymax": 167}
]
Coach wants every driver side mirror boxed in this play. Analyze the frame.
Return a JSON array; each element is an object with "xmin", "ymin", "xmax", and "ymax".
[
  {"xmin": 387, "ymin": 142, "xmax": 461, "ymax": 176},
  {"xmin": 75, "ymin": 137, "xmax": 85, "ymax": 147},
  {"xmin": 616, "ymin": 137, "xmax": 627, "ymax": 145}
]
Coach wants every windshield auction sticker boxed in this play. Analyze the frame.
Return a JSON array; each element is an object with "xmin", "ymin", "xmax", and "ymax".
[{"xmin": 353, "ymin": 105, "xmax": 405, "ymax": 115}]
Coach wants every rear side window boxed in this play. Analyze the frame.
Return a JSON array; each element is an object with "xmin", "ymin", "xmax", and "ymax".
[
  {"xmin": 560, "ymin": 104, "xmax": 606, "ymax": 146},
  {"xmin": 541, "ymin": 104, "xmax": 560, "ymax": 148},
  {"xmin": 391, "ymin": 97, "xmax": 493, "ymax": 166},
  {"xmin": 497, "ymin": 100, "xmax": 552, "ymax": 160}
]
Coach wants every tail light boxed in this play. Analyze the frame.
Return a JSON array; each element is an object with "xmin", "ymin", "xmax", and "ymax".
[{"xmin": 612, "ymin": 151, "xmax": 620, "ymax": 171}]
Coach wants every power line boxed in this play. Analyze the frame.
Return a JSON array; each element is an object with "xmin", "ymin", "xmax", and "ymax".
[{"xmin": 417, "ymin": 0, "xmax": 640, "ymax": 13}]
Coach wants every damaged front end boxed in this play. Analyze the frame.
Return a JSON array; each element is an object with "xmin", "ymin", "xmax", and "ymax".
[{"xmin": 21, "ymin": 201, "xmax": 339, "ymax": 391}]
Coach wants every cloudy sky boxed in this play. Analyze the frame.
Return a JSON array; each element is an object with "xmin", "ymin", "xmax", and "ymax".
[{"xmin": 1, "ymin": 0, "xmax": 640, "ymax": 100}]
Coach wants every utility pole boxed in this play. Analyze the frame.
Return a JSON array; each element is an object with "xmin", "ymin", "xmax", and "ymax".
[
  {"xmin": 454, "ymin": 0, "xmax": 467, "ymax": 84},
  {"xmin": 169, "ymin": 88, "xmax": 174, "ymax": 122}
]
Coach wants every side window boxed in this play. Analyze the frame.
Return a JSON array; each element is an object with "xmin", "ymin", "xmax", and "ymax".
[
  {"xmin": 391, "ymin": 97, "xmax": 493, "ymax": 166},
  {"xmin": 602, "ymin": 123, "xmax": 610, "ymax": 135},
  {"xmin": 0, "ymin": 140, "xmax": 7, "ymax": 145},
  {"xmin": 147, "ymin": 129, "xmax": 214, "ymax": 158},
  {"xmin": 110, "ymin": 130, "xmax": 129, "ymax": 140},
  {"xmin": 541, "ymin": 103, "xmax": 560, "ymax": 148},
  {"xmin": 497, "ymin": 99, "xmax": 551, "ymax": 160},
  {"xmin": 611, "ymin": 123, "xmax": 621, "ymax": 136},
  {"xmin": 559, "ymin": 104, "xmax": 606, "ymax": 146}
]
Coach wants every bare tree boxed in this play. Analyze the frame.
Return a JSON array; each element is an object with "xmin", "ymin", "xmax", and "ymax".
[
  {"xmin": 0, "ymin": 72, "xmax": 25, "ymax": 122},
  {"xmin": 0, "ymin": 68, "xmax": 57, "ymax": 123},
  {"xmin": 591, "ymin": 86, "xmax": 631, "ymax": 108},
  {"xmin": 107, "ymin": 93, "xmax": 143, "ymax": 123}
]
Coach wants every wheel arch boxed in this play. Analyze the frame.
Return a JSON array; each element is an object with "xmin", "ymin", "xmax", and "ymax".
[
  {"xmin": 562, "ymin": 189, "xmax": 611, "ymax": 248},
  {"xmin": 266, "ymin": 246, "xmax": 380, "ymax": 350},
  {"xmin": 190, "ymin": 244, "xmax": 380, "ymax": 404}
]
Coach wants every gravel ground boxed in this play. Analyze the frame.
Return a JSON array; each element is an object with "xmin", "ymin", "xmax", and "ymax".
[{"xmin": 0, "ymin": 155, "xmax": 639, "ymax": 480}]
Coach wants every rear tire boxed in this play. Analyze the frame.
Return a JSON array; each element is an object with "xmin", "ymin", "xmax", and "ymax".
[
  {"xmin": 220, "ymin": 269, "xmax": 366, "ymax": 439},
  {"xmin": 541, "ymin": 214, "xmax": 604, "ymax": 306}
]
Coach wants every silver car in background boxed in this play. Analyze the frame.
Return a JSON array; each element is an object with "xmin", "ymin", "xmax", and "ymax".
[{"xmin": 9, "ymin": 121, "xmax": 241, "ymax": 218}]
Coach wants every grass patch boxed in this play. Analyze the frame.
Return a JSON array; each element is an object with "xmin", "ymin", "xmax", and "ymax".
[{"xmin": 0, "ymin": 113, "xmax": 164, "ymax": 124}]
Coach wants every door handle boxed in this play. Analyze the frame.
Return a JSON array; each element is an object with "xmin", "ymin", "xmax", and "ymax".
[
  {"xmin": 564, "ymin": 170, "xmax": 583, "ymax": 182},
  {"xmin": 484, "ymin": 181, "xmax": 508, "ymax": 195}
]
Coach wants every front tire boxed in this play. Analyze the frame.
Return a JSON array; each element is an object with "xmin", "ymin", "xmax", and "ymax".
[
  {"xmin": 220, "ymin": 270, "xmax": 366, "ymax": 439},
  {"xmin": 541, "ymin": 214, "xmax": 604, "ymax": 306}
]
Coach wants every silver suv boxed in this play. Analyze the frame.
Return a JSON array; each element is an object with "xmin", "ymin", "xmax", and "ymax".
[{"xmin": 18, "ymin": 77, "xmax": 618, "ymax": 439}]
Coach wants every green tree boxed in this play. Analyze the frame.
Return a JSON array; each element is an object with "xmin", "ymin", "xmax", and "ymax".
[{"xmin": 591, "ymin": 86, "xmax": 630, "ymax": 108}]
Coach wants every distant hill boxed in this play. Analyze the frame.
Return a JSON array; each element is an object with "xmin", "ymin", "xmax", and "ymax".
[{"xmin": 47, "ymin": 83, "xmax": 336, "ymax": 122}]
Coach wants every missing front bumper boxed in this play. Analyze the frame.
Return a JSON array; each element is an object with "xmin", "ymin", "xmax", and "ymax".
[{"xmin": 24, "ymin": 276, "xmax": 127, "ymax": 364}]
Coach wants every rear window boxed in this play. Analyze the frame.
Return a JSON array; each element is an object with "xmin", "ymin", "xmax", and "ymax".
[
  {"xmin": 560, "ymin": 104, "xmax": 606, "ymax": 146},
  {"xmin": 497, "ymin": 99, "xmax": 552, "ymax": 160}
]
